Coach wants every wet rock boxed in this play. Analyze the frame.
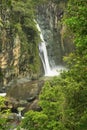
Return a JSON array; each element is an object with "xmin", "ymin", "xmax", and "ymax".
[
  {"xmin": 22, "ymin": 99, "xmax": 42, "ymax": 115},
  {"xmin": 6, "ymin": 79, "xmax": 44, "ymax": 114},
  {"xmin": 37, "ymin": 1, "xmax": 74, "ymax": 67},
  {"xmin": 7, "ymin": 79, "xmax": 44, "ymax": 100},
  {"xmin": 26, "ymin": 96, "xmax": 36, "ymax": 102}
]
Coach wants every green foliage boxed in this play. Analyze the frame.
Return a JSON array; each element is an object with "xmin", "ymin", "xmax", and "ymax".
[
  {"xmin": 21, "ymin": 111, "xmax": 48, "ymax": 130},
  {"xmin": 0, "ymin": 97, "xmax": 5, "ymax": 107},
  {"xmin": 61, "ymin": 1, "xmax": 87, "ymax": 128},
  {"xmin": 0, "ymin": 0, "xmax": 42, "ymax": 76},
  {"xmin": 10, "ymin": 0, "xmax": 41, "ymax": 74},
  {"xmin": 64, "ymin": 0, "xmax": 87, "ymax": 48},
  {"xmin": 20, "ymin": 80, "xmax": 67, "ymax": 130},
  {"xmin": 0, "ymin": 97, "xmax": 11, "ymax": 130},
  {"xmin": 20, "ymin": 0, "xmax": 87, "ymax": 130}
]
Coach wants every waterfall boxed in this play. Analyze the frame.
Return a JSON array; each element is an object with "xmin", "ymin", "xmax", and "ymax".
[
  {"xmin": 35, "ymin": 20, "xmax": 64, "ymax": 76},
  {"xmin": 36, "ymin": 23, "xmax": 52, "ymax": 76},
  {"xmin": 0, "ymin": 93, "xmax": 6, "ymax": 97}
]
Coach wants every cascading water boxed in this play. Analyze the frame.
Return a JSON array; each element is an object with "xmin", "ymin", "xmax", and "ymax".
[
  {"xmin": 35, "ymin": 20, "xmax": 64, "ymax": 76},
  {"xmin": 36, "ymin": 23, "xmax": 53, "ymax": 76}
]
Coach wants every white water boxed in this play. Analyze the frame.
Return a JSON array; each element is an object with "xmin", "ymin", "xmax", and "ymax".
[
  {"xmin": 0, "ymin": 93, "xmax": 6, "ymax": 97},
  {"xmin": 35, "ymin": 20, "xmax": 65, "ymax": 76}
]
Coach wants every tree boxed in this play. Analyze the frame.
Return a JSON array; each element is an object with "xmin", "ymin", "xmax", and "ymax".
[{"xmin": 20, "ymin": 81, "xmax": 67, "ymax": 130}]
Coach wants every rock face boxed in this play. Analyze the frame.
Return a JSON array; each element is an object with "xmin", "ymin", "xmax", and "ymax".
[
  {"xmin": 37, "ymin": 0, "xmax": 74, "ymax": 68},
  {"xmin": 0, "ymin": 34, "xmax": 20, "ymax": 87},
  {"xmin": 7, "ymin": 79, "xmax": 44, "ymax": 100},
  {"xmin": 0, "ymin": 30, "xmax": 41, "ymax": 87},
  {"xmin": 0, "ymin": 3, "xmax": 42, "ymax": 88},
  {"xmin": 7, "ymin": 79, "xmax": 44, "ymax": 114}
]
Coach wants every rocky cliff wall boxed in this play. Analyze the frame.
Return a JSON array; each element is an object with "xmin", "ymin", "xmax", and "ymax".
[
  {"xmin": 0, "ymin": 2, "xmax": 42, "ymax": 88},
  {"xmin": 0, "ymin": 33, "xmax": 20, "ymax": 87},
  {"xmin": 37, "ymin": 0, "xmax": 74, "ymax": 67}
]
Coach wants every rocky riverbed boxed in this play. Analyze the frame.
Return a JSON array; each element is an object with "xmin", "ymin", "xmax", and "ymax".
[{"xmin": 2, "ymin": 77, "xmax": 44, "ymax": 115}]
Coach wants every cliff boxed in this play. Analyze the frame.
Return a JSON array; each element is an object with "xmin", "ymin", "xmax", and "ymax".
[
  {"xmin": 0, "ymin": 1, "xmax": 42, "ymax": 88},
  {"xmin": 37, "ymin": 0, "xmax": 74, "ymax": 67}
]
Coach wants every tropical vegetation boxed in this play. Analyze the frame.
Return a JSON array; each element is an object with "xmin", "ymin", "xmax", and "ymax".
[{"xmin": 0, "ymin": 0, "xmax": 87, "ymax": 130}]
